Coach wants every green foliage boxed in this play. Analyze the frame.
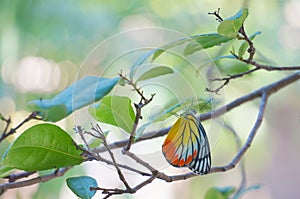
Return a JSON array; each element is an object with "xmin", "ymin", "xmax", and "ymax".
[
  {"xmin": 29, "ymin": 104, "xmax": 68, "ymax": 123},
  {"xmin": 89, "ymin": 96, "xmax": 135, "ymax": 133},
  {"xmin": 183, "ymin": 33, "xmax": 233, "ymax": 56},
  {"xmin": 204, "ymin": 186, "xmax": 236, "ymax": 199},
  {"xmin": 150, "ymin": 38, "xmax": 191, "ymax": 62},
  {"xmin": 130, "ymin": 32, "xmax": 234, "ymax": 79},
  {"xmin": 67, "ymin": 176, "xmax": 98, "ymax": 199},
  {"xmin": 28, "ymin": 76, "xmax": 120, "ymax": 122},
  {"xmin": 136, "ymin": 66, "xmax": 174, "ymax": 82},
  {"xmin": 1, "ymin": 124, "xmax": 83, "ymax": 171},
  {"xmin": 216, "ymin": 60, "xmax": 251, "ymax": 74},
  {"xmin": 217, "ymin": 8, "xmax": 249, "ymax": 38}
]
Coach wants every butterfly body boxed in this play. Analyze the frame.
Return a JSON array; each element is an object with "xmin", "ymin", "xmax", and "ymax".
[{"xmin": 162, "ymin": 112, "xmax": 211, "ymax": 174}]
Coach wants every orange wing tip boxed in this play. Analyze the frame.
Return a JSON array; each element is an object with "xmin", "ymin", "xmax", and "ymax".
[
  {"xmin": 186, "ymin": 155, "xmax": 193, "ymax": 164},
  {"xmin": 171, "ymin": 157, "xmax": 179, "ymax": 165},
  {"xmin": 178, "ymin": 159, "xmax": 186, "ymax": 167},
  {"xmin": 193, "ymin": 150, "xmax": 198, "ymax": 158}
]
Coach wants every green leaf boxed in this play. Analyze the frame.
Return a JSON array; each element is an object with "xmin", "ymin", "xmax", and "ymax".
[
  {"xmin": 238, "ymin": 31, "xmax": 261, "ymax": 58},
  {"xmin": 217, "ymin": 60, "xmax": 250, "ymax": 74},
  {"xmin": 130, "ymin": 33, "xmax": 232, "ymax": 78},
  {"xmin": 205, "ymin": 186, "xmax": 236, "ymax": 199},
  {"xmin": 217, "ymin": 8, "xmax": 249, "ymax": 38},
  {"xmin": 136, "ymin": 66, "xmax": 174, "ymax": 82},
  {"xmin": 213, "ymin": 55, "xmax": 237, "ymax": 61},
  {"xmin": 67, "ymin": 176, "xmax": 97, "ymax": 199},
  {"xmin": 130, "ymin": 37, "xmax": 190, "ymax": 79},
  {"xmin": 130, "ymin": 49, "xmax": 158, "ymax": 79},
  {"xmin": 1, "ymin": 124, "xmax": 83, "ymax": 171},
  {"xmin": 89, "ymin": 96, "xmax": 135, "ymax": 133},
  {"xmin": 151, "ymin": 38, "xmax": 190, "ymax": 61},
  {"xmin": 183, "ymin": 33, "xmax": 233, "ymax": 56},
  {"xmin": 28, "ymin": 76, "xmax": 120, "ymax": 122},
  {"xmin": 28, "ymin": 104, "xmax": 68, "ymax": 123}
]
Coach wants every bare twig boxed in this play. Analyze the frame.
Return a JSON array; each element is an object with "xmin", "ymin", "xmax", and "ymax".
[
  {"xmin": 208, "ymin": 8, "xmax": 223, "ymax": 22},
  {"xmin": 91, "ymin": 174, "xmax": 158, "ymax": 199},
  {"xmin": 119, "ymin": 73, "xmax": 155, "ymax": 151},
  {"xmin": 118, "ymin": 73, "xmax": 155, "ymax": 104},
  {"xmin": 0, "ymin": 111, "xmax": 41, "ymax": 143},
  {"xmin": 206, "ymin": 67, "xmax": 259, "ymax": 94},
  {"xmin": 124, "ymin": 103, "xmax": 143, "ymax": 151},
  {"xmin": 122, "ymin": 150, "xmax": 157, "ymax": 173},
  {"xmin": 238, "ymin": 25, "xmax": 256, "ymax": 62},
  {"xmin": 244, "ymin": 60, "xmax": 300, "ymax": 71},
  {"xmin": 74, "ymin": 126, "xmax": 91, "ymax": 150},
  {"xmin": 92, "ymin": 124, "xmax": 131, "ymax": 190},
  {"xmin": 5, "ymin": 171, "xmax": 36, "ymax": 183},
  {"xmin": 0, "ymin": 167, "xmax": 71, "ymax": 194}
]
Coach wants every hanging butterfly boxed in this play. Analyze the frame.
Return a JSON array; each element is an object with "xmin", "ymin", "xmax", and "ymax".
[{"xmin": 162, "ymin": 111, "xmax": 211, "ymax": 174}]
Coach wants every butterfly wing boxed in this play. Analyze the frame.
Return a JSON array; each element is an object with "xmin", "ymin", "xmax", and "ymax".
[
  {"xmin": 187, "ymin": 116, "xmax": 211, "ymax": 174},
  {"xmin": 162, "ymin": 113, "xmax": 211, "ymax": 174}
]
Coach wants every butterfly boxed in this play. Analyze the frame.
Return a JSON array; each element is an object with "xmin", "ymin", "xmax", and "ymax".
[{"xmin": 162, "ymin": 111, "xmax": 211, "ymax": 174}]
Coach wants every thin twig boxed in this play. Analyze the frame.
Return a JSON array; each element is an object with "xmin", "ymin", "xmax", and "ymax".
[
  {"xmin": 0, "ymin": 111, "xmax": 41, "ymax": 143},
  {"xmin": 122, "ymin": 150, "xmax": 157, "ymax": 173},
  {"xmin": 238, "ymin": 25, "xmax": 256, "ymax": 62},
  {"xmin": 92, "ymin": 124, "xmax": 131, "ymax": 190},
  {"xmin": 0, "ymin": 167, "xmax": 71, "ymax": 195},
  {"xmin": 206, "ymin": 67, "xmax": 259, "ymax": 94},
  {"xmin": 5, "ymin": 171, "xmax": 36, "ymax": 183},
  {"xmin": 74, "ymin": 126, "xmax": 91, "ymax": 150},
  {"xmin": 245, "ymin": 60, "xmax": 300, "ymax": 71},
  {"xmin": 119, "ymin": 73, "xmax": 155, "ymax": 151},
  {"xmin": 90, "ymin": 154, "xmax": 152, "ymax": 177},
  {"xmin": 132, "ymin": 173, "xmax": 158, "ymax": 192},
  {"xmin": 208, "ymin": 8, "xmax": 223, "ymax": 22},
  {"xmin": 118, "ymin": 73, "xmax": 155, "ymax": 104},
  {"xmin": 124, "ymin": 103, "xmax": 143, "ymax": 151}
]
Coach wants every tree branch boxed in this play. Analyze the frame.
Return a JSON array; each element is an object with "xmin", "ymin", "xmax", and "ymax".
[
  {"xmin": 93, "ymin": 72, "xmax": 300, "ymax": 154},
  {"xmin": 0, "ymin": 167, "xmax": 71, "ymax": 194}
]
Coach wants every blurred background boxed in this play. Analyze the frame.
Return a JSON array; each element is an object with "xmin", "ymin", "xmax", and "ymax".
[{"xmin": 0, "ymin": 0, "xmax": 300, "ymax": 198}]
